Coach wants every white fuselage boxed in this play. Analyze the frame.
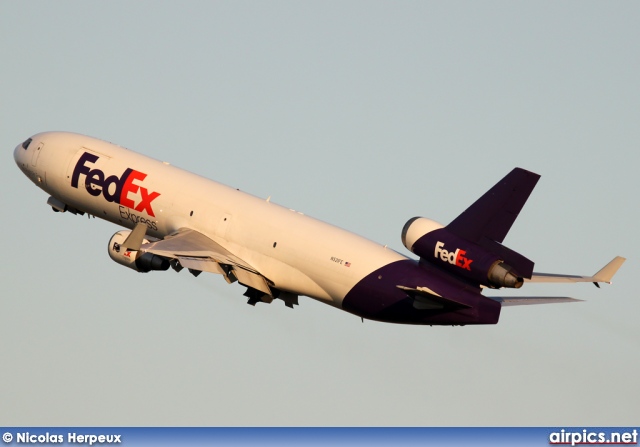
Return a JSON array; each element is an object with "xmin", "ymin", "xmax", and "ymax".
[{"xmin": 14, "ymin": 132, "xmax": 407, "ymax": 309}]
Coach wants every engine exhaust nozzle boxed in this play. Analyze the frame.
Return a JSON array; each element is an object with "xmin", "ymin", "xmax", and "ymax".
[{"xmin": 488, "ymin": 261, "xmax": 523, "ymax": 288}]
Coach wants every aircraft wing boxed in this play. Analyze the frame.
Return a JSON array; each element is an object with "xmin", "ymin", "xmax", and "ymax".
[
  {"xmin": 127, "ymin": 225, "xmax": 273, "ymax": 295},
  {"xmin": 488, "ymin": 296, "xmax": 583, "ymax": 306},
  {"xmin": 527, "ymin": 256, "xmax": 626, "ymax": 286}
]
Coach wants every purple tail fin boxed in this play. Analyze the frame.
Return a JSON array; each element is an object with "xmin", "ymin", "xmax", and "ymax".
[{"xmin": 446, "ymin": 168, "xmax": 540, "ymax": 278}]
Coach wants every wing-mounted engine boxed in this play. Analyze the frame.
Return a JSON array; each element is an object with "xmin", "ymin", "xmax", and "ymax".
[
  {"xmin": 401, "ymin": 217, "xmax": 524, "ymax": 289},
  {"xmin": 108, "ymin": 230, "xmax": 170, "ymax": 272}
]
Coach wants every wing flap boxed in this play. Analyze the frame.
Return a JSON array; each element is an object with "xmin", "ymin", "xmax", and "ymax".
[
  {"xmin": 233, "ymin": 267, "xmax": 273, "ymax": 295},
  {"xmin": 176, "ymin": 256, "xmax": 227, "ymax": 275}
]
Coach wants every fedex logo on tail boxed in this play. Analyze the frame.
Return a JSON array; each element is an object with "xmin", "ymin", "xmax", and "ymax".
[
  {"xmin": 434, "ymin": 241, "xmax": 473, "ymax": 271},
  {"xmin": 71, "ymin": 152, "xmax": 161, "ymax": 217}
]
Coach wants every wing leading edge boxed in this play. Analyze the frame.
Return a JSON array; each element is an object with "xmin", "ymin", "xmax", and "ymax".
[{"xmin": 136, "ymin": 225, "xmax": 274, "ymax": 297}]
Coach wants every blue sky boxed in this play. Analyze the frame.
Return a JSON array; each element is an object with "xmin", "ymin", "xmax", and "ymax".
[{"xmin": 1, "ymin": 1, "xmax": 638, "ymax": 426}]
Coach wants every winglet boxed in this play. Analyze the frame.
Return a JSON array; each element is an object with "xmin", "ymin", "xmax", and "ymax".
[
  {"xmin": 122, "ymin": 223, "xmax": 147, "ymax": 251},
  {"xmin": 592, "ymin": 256, "xmax": 626, "ymax": 284}
]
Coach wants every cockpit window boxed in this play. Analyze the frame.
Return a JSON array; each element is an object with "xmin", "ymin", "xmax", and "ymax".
[{"xmin": 22, "ymin": 138, "xmax": 32, "ymax": 150}]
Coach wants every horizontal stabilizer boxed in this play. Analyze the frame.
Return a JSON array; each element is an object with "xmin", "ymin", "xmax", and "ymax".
[
  {"xmin": 488, "ymin": 296, "xmax": 583, "ymax": 306},
  {"xmin": 397, "ymin": 285, "xmax": 472, "ymax": 309},
  {"xmin": 528, "ymin": 256, "xmax": 626, "ymax": 285}
]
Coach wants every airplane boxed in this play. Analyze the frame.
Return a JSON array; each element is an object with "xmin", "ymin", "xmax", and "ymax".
[{"xmin": 13, "ymin": 131, "xmax": 625, "ymax": 326}]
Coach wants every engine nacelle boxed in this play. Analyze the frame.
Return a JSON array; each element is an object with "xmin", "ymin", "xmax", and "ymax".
[
  {"xmin": 401, "ymin": 217, "xmax": 445, "ymax": 250},
  {"xmin": 108, "ymin": 230, "xmax": 170, "ymax": 273},
  {"xmin": 401, "ymin": 217, "xmax": 523, "ymax": 289}
]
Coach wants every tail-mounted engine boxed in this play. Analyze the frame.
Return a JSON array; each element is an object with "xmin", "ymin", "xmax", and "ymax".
[
  {"xmin": 402, "ymin": 217, "xmax": 524, "ymax": 289},
  {"xmin": 108, "ymin": 230, "xmax": 169, "ymax": 272}
]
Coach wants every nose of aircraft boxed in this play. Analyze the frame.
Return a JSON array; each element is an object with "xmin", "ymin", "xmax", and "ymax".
[{"xmin": 14, "ymin": 137, "xmax": 33, "ymax": 170}]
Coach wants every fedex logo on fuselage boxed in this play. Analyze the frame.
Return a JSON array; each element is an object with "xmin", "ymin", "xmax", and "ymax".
[
  {"xmin": 434, "ymin": 241, "xmax": 473, "ymax": 271},
  {"xmin": 71, "ymin": 151, "xmax": 161, "ymax": 217}
]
